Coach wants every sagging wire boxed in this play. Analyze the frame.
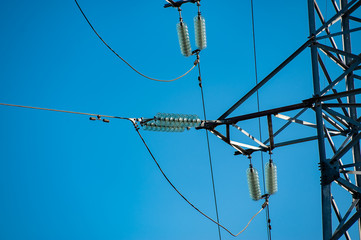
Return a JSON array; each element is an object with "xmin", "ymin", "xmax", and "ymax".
[
  {"xmin": 250, "ymin": 0, "xmax": 272, "ymax": 238},
  {"xmin": 0, "ymin": 101, "xmax": 267, "ymax": 237},
  {"xmin": 74, "ymin": 0, "xmax": 197, "ymax": 82},
  {"xmin": 131, "ymin": 119, "xmax": 269, "ymax": 237},
  {"xmin": 196, "ymin": 53, "xmax": 222, "ymax": 240}
]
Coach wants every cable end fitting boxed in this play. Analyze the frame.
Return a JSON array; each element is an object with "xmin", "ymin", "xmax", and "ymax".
[{"xmin": 262, "ymin": 199, "xmax": 269, "ymax": 209}]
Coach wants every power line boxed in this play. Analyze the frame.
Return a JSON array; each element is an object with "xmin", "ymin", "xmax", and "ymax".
[
  {"xmin": 0, "ymin": 101, "xmax": 268, "ymax": 237},
  {"xmin": 250, "ymin": 0, "xmax": 272, "ymax": 239},
  {"xmin": 74, "ymin": 0, "xmax": 197, "ymax": 82},
  {"xmin": 0, "ymin": 102, "xmax": 130, "ymax": 120},
  {"xmin": 132, "ymin": 121, "xmax": 268, "ymax": 237},
  {"xmin": 197, "ymin": 57, "xmax": 222, "ymax": 240}
]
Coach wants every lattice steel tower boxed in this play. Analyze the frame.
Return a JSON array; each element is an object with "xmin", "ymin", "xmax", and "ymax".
[{"xmin": 196, "ymin": 0, "xmax": 361, "ymax": 239}]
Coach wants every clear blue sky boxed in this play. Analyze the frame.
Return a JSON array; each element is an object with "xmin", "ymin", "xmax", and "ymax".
[{"xmin": 0, "ymin": 0, "xmax": 360, "ymax": 239}]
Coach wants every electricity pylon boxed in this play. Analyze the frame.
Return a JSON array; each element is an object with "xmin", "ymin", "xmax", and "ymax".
[{"xmin": 196, "ymin": 0, "xmax": 361, "ymax": 239}]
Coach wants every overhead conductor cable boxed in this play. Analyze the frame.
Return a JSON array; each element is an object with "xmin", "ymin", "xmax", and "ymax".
[
  {"xmin": 0, "ymin": 101, "xmax": 269, "ymax": 237},
  {"xmin": 74, "ymin": 0, "xmax": 197, "ymax": 82}
]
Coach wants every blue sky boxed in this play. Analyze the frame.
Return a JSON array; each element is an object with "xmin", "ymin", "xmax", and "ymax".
[{"xmin": 0, "ymin": 0, "xmax": 360, "ymax": 239}]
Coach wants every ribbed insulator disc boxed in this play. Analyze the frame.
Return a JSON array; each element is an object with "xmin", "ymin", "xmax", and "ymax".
[
  {"xmin": 247, "ymin": 166, "xmax": 261, "ymax": 201},
  {"xmin": 177, "ymin": 22, "xmax": 192, "ymax": 57},
  {"xmin": 194, "ymin": 15, "xmax": 207, "ymax": 50},
  {"xmin": 265, "ymin": 161, "xmax": 278, "ymax": 195}
]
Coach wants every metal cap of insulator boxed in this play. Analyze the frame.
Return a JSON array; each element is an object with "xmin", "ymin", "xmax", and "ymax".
[
  {"xmin": 265, "ymin": 160, "xmax": 278, "ymax": 195},
  {"xmin": 155, "ymin": 113, "xmax": 201, "ymax": 128},
  {"xmin": 177, "ymin": 22, "xmax": 192, "ymax": 57},
  {"xmin": 247, "ymin": 165, "xmax": 262, "ymax": 201},
  {"xmin": 194, "ymin": 15, "xmax": 207, "ymax": 50}
]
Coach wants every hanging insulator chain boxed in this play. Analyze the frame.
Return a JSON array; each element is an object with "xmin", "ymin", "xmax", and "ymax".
[
  {"xmin": 194, "ymin": 2, "xmax": 207, "ymax": 50},
  {"xmin": 141, "ymin": 113, "xmax": 201, "ymax": 132},
  {"xmin": 247, "ymin": 161, "xmax": 262, "ymax": 201},
  {"xmin": 265, "ymin": 154, "xmax": 278, "ymax": 195}
]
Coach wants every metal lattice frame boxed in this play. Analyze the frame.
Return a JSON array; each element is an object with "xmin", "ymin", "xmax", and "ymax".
[{"xmin": 196, "ymin": 0, "xmax": 361, "ymax": 239}]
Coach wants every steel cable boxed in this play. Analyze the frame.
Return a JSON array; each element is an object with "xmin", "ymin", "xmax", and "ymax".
[
  {"xmin": 197, "ymin": 58, "xmax": 222, "ymax": 240},
  {"xmin": 0, "ymin": 101, "xmax": 267, "ymax": 237},
  {"xmin": 74, "ymin": 0, "xmax": 197, "ymax": 82},
  {"xmin": 250, "ymin": 0, "xmax": 272, "ymax": 239},
  {"xmin": 132, "ymin": 121, "xmax": 267, "ymax": 237}
]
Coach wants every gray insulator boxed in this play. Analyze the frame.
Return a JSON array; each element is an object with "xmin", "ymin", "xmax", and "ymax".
[
  {"xmin": 247, "ymin": 166, "xmax": 262, "ymax": 201},
  {"xmin": 194, "ymin": 15, "xmax": 207, "ymax": 50},
  {"xmin": 177, "ymin": 22, "xmax": 192, "ymax": 57},
  {"xmin": 265, "ymin": 161, "xmax": 278, "ymax": 195}
]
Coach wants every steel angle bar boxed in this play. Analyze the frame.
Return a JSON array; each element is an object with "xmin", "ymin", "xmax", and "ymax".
[
  {"xmin": 322, "ymin": 112, "xmax": 346, "ymax": 132},
  {"xmin": 335, "ymin": 177, "xmax": 361, "ymax": 194},
  {"xmin": 163, "ymin": 0, "xmax": 197, "ymax": 8},
  {"xmin": 341, "ymin": 162, "xmax": 361, "ymax": 168},
  {"xmin": 331, "ymin": 0, "xmax": 341, "ymax": 11},
  {"xmin": 316, "ymin": 42, "xmax": 361, "ymax": 60},
  {"xmin": 338, "ymin": 134, "xmax": 354, "ymax": 153},
  {"xmin": 347, "ymin": 0, "xmax": 361, "ymax": 17},
  {"xmin": 218, "ymin": 40, "xmax": 312, "ymax": 120},
  {"xmin": 338, "ymin": 199, "xmax": 360, "ymax": 231},
  {"xmin": 208, "ymin": 129, "xmax": 247, "ymax": 155},
  {"xmin": 319, "ymin": 47, "xmax": 348, "ymax": 70},
  {"xmin": 314, "ymin": 0, "xmax": 344, "ymax": 61},
  {"xmin": 315, "ymin": 0, "xmax": 359, "ymax": 36},
  {"xmin": 264, "ymin": 108, "xmax": 308, "ymax": 144},
  {"xmin": 235, "ymin": 132, "xmax": 343, "ymax": 155},
  {"xmin": 332, "ymin": 201, "xmax": 361, "ymax": 240},
  {"xmin": 223, "ymin": 103, "xmax": 309, "ymax": 125},
  {"xmin": 272, "ymin": 132, "xmax": 343, "ymax": 148},
  {"xmin": 318, "ymin": 53, "xmax": 349, "ymax": 118},
  {"xmin": 324, "ymin": 103, "xmax": 361, "ymax": 107},
  {"xmin": 232, "ymin": 124, "xmax": 268, "ymax": 149},
  {"xmin": 321, "ymin": 57, "xmax": 361, "ymax": 95},
  {"xmin": 354, "ymin": 74, "xmax": 361, "ymax": 80},
  {"xmin": 340, "ymin": 171, "xmax": 361, "ymax": 175},
  {"xmin": 267, "ymin": 115, "xmax": 275, "ymax": 150},
  {"xmin": 331, "ymin": 196, "xmax": 351, "ymax": 240},
  {"xmin": 331, "ymin": 132, "xmax": 361, "ymax": 163},
  {"xmin": 316, "ymin": 27, "xmax": 361, "ymax": 40},
  {"xmin": 230, "ymin": 140, "xmax": 263, "ymax": 151},
  {"xmin": 275, "ymin": 113, "xmax": 339, "ymax": 133},
  {"xmin": 320, "ymin": 108, "xmax": 350, "ymax": 129},
  {"xmin": 319, "ymin": 88, "xmax": 361, "ymax": 101},
  {"xmin": 323, "ymin": 106, "xmax": 361, "ymax": 128},
  {"xmin": 324, "ymin": 126, "xmax": 350, "ymax": 181},
  {"xmin": 349, "ymin": 16, "xmax": 361, "ymax": 23}
]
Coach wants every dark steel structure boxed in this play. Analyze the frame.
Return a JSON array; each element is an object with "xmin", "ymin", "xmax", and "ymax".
[{"xmin": 196, "ymin": 0, "xmax": 361, "ymax": 239}]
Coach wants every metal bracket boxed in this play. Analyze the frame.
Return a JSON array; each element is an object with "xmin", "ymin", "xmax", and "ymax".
[{"xmin": 319, "ymin": 159, "xmax": 340, "ymax": 185}]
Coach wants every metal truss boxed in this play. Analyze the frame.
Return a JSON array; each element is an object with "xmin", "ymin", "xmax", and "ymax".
[{"xmin": 197, "ymin": 0, "xmax": 361, "ymax": 239}]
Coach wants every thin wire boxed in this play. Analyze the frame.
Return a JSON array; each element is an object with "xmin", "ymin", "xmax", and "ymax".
[
  {"xmin": 0, "ymin": 101, "xmax": 266, "ymax": 237},
  {"xmin": 197, "ymin": 59, "xmax": 222, "ymax": 240},
  {"xmin": 74, "ymin": 0, "xmax": 197, "ymax": 82},
  {"xmin": 132, "ymin": 122, "xmax": 267, "ymax": 237},
  {"xmin": 250, "ymin": 0, "xmax": 272, "ymax": 239},
  {"xmin": 0, "ymin": 102, "xmax": 129, "ymax": 120}
]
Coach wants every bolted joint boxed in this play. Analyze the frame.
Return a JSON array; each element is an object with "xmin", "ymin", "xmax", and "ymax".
[{"xmin": 319, "ymin": 159, "xmax": 340, "ymax": 186}]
